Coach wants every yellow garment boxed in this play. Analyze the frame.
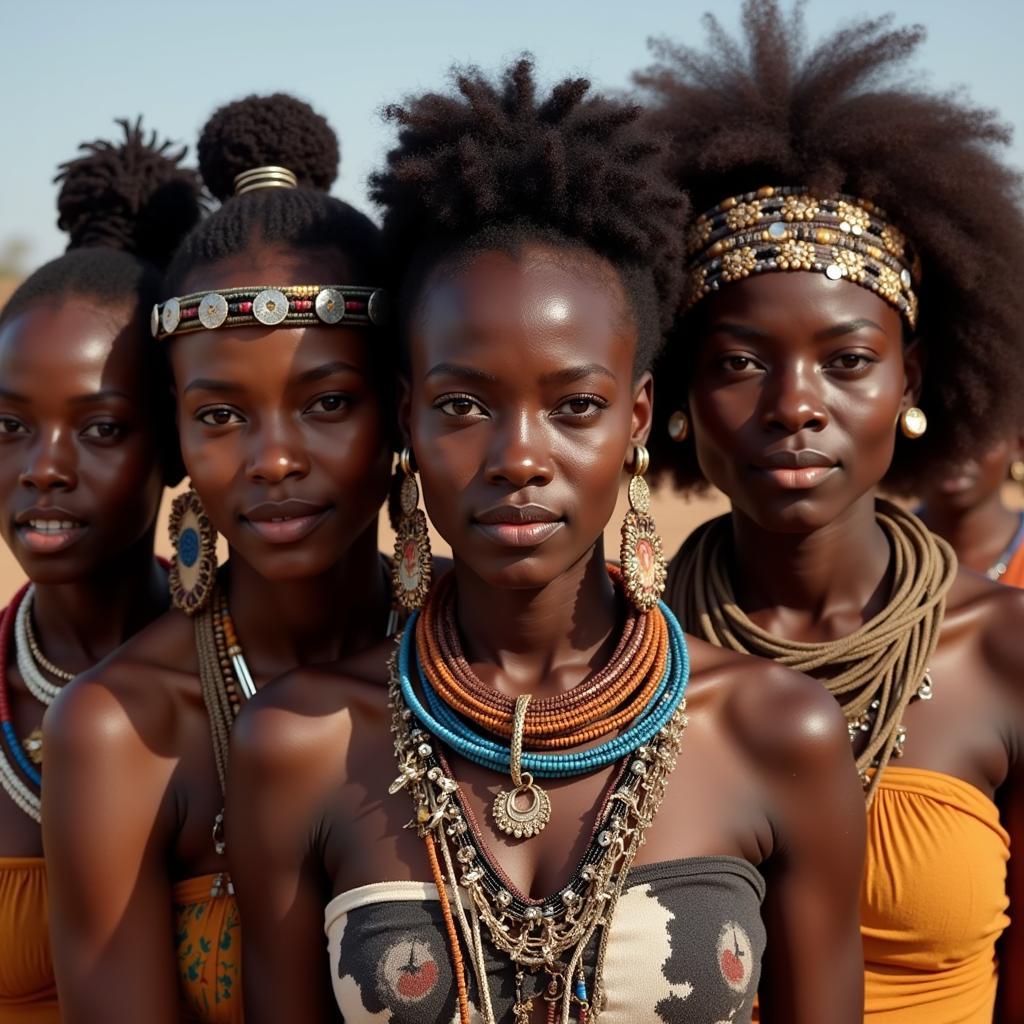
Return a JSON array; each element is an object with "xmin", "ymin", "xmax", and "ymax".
[
  {"xmin": 0, "ymin": 857, "xmax": 58, "ymax": 1023},
  {"xmin": 174, "ymin": 874, "xmax": 243, "ymax": 1024},
  {"xmin": 863, "ymin": 767, "xmax": 1010, "ymax": 1022}
]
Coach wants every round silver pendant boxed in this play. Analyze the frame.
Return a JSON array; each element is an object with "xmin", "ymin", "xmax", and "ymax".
[
  {"xmin": 150, "ymin": 304, "xmax": 161, "ymax": 338},
  {"xmin": 367, "ymin": 288, "xmax": 387, "ymax": 325},
  {"xmin": 198, "ymin": 292, "xmax": 229, "ymax": 330},
  {"xmin": 161, "ymin": 297, "xmax": 181, "ymax": 335},
  {"xmin": 315, "ymin": 287, "xmax": 346, "ymax": 324},
  {"xmin": 825, "ymin": 263, "xmax": 845, "ymax": 280},
  {"xmin": 252, "ymin": 288, "xmax": 289, "ymax": 326},
  {"xmin": 492, "ymin": 776, "xmax": 551, "ymax": 840},
  {"xmin": 767, "ymin": 221, "xmax": 788, "ymax": 240},
  {"xmin": 900, "ymin": 268, "xmax": 912, "ymax": 289}
]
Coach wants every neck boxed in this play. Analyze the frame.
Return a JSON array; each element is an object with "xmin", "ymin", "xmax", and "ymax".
[
  {"xmin": 452, "ymin": 543, "xmax": 619, "ymax": 698},
  {"xmin": 224, "ymin": 518, "xmax": 388, "ymax": 683},
  {"xmin": 28, "ymin": 529, "xmax": 168, "ymax": 673},
  {"xmin": 727, "ymin": 492, "xmax": 893, "ymax": 636},
  {"xmin": 918, "ymin": 491, "xmax": 1020, "ymax": 574}
]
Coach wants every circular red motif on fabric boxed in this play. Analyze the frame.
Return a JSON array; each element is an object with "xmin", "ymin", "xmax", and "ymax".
[
  {"xmin": 396, "ymin": 958, "xmax": 438, "ymax": 999},
  {"xmin": 716, "ymin": 921, "xmax": 753, "ymax": 993},
  {"xmin": 382, "ymin": 938, "xmax": 441, "ymax": 1004}
]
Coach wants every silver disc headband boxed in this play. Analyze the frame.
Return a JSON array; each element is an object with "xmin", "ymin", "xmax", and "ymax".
[{"xmin": 151, "ymin": 284, "xmax": 387, "ymax": 339}]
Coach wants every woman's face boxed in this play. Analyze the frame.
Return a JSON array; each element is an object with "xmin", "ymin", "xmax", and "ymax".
[
  {"xmin": 920, "ymin": 436, "xmax": 1023, "ymax": 513},
  {"xmin": 405, "ymin": 243, "xmax": 651, "ymax": 590},
  {"xmin": 687, "ymin": 271, "xmax": 916, "ymax": 533},
  {"xmin": 172, "ymin": 248, "xmax": 391, "ymax": 582},
  {"xmin": 0, "ymin": 296, "xmax": 166, "ymax": 583}
]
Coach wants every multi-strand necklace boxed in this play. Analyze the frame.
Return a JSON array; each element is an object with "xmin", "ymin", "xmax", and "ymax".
[
  {"xmin": 667, "ymin": 500, "xmax": 957, "ymax": 803},
  {"xmin": 388, "ymin": 567, "xmax": 690, "ymax": 1024}
]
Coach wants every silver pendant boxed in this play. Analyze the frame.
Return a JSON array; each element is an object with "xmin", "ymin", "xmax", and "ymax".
[{"xmin": 492, "ymin": 772, "xmax": 551, "ymax": 839}]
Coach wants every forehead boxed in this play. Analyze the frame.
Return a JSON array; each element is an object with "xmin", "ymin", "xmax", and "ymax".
[
  {"xmin": 0, "ymin": 297, "xmax": 144, "ymax": 390},
  {"xmin": 410, "ymin": 245, "xmax": 635, "ymax": 377},
  {"xmin": 178, "ymin": 245, "xmax": 354, "ymax": 296},
  {"xmin": 698, "ymin": 271, "xmax": 904, "ymax": 340}
]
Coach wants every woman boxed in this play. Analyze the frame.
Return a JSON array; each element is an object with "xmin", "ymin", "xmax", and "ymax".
[
  {"xmin": 637, "ymin": 3, "xmax": 1024, "ymax": 1020},
  {"xmin": 228, "ymin": 60, "xmax": 866, "ymax": 1024},
  {"xmin": 918, "ymin": 437, "xmax": 1024, "ymax": 586},
  {"xmin": 43, "ymin": 94, "xmax": 398, "ymax": 1024},
  {"xmin": 0, "ymin": 120, "xmax": 200, "ymax": 1022}
]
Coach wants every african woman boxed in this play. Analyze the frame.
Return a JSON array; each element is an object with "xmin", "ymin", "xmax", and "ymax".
[
  {"xmin": 44, "ymin": 95, "xmax": 400, "ymax": 1024},
  {"xmin": 0, "ymin": 120, "xmax": 200, "ymax": 1022},
  {"xmin": 638, "ymin": 2, "xmax": 1024, "ymax": 1019},
  {"xmin": 228, "ymin": 60, "xmax": 866, "ymax": 1024}
]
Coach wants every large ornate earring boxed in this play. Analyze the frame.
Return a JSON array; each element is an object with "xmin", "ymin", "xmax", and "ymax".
[
  {"xmin": 899, "ymin": 407, "xmax": 928, "ymax": 439},
  {"xmin": 667, "ymin": 410, "xmax": 690, "ymax": 443},
  {"xmin": 620, "ymin": 445, "xmax": 667, "ymax": 612},
  {"xmin": 168, "ymin": 485, "xmax": 218, "ymax": 615},
  {"xmin": 392, "ymin": 448, "xmax": 433, "ymax": 612}
]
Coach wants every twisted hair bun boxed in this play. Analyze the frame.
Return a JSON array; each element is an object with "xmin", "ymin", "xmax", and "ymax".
[
  {"xmin": 197, "ymin": 93, "xmax": 339, "ymax": 201},
  {"xmin": 54, "ymin": 117, "xmax": 201, "ymax": 271}
]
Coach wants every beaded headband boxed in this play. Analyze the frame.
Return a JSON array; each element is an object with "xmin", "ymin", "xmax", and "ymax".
[
  {"xmin": 233, "ymin": 165, "xmax": 298, "ymax": 196},
  {"xmin": 686, "ymin": 186, "xmax": 921, "ymax": 329},
  {"xmin": 150, "ymin": 284, "xmax": 386, "ymax": 339}
]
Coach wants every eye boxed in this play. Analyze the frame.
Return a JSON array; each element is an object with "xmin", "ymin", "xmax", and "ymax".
[
  {"xmin": 722, "ymin": 355, "xmax": 759, "ymax": 372},
  {"xmin": 0, "ymin": 417, "xmax": 26, "ymax": 435},
  {"xmin": 826, "ymin": 352, "xmax": 874, "ymax": 371},
  {"xmin": 197, "ymin": 406, "xmax": 244, "ymax": 427},
  {"xmin": 305, "ymin": 393, "xmax": 350, "ymax": 414},
  {"xmin": 553, "ymin": 395, "xmax": 606, "ymax": 417},
  {"xmin": 81, "ymin": 421, "xmax": 123, "ymax": 440},
  {"xmin": 436, "ymin": 395, "xmax": 487, "ymax": 418}
]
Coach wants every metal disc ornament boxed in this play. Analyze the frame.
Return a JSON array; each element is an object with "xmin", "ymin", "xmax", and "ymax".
[
  {"xmin": 367, "ymin": 288, "xmax": 387, "ymax": 325},
  {"xmin": 198, "ymin": 293, "xmax": 229, "ymax": 330},
  {"xmin": 315, "ymin": 288, "xmax": 346, "ymax": 324},
  {"xmin": 150, "ymin": 304, "xmax": 161, "ymax": 338},
  {"xmin": 161, "ymin": 297, "xmax": 181, "ymax": 335},
  {"xmin": 252, "ymin": 288, "xmax": 289, "ymax": 326},
  {"xmin": 492, "ymin": 773, "xmax": 551, "ymax": 839}
]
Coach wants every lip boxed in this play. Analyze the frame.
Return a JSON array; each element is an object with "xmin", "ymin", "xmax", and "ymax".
[
  {"xmin": 14, "ymin": 507, "xmax": 89, "ymax": 555},
  {"xmin": 938, "ymin": 474, "xmax": 976, "ymax": 494},
  {"xmin": 472, "ymin": 503, "xmax": 564, "ymax": 548},
  {"xmin": 751, "ymin": 448, "xmax": 838, "ymax": 491},
  {"xmin": 241, "ymin": 499, "xmax": 332, "ymax": 545}
]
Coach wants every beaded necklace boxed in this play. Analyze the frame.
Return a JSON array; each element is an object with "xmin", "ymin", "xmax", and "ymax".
[{"xmin": 388, "ymin": 570, "xmax": 691, "ymax": 1024}]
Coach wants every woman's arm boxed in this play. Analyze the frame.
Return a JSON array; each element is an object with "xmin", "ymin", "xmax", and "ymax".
[
  {"xmin": 748, "ymin": 669, "xmax": 866, "ymax": 1023},
  {"xmin": 227, "ymin": 669, "xmax": 347, "ymax": 1024},
  {"xmin": 42, "ymin": 668, "xmax": 182, "ymax": 1024}
]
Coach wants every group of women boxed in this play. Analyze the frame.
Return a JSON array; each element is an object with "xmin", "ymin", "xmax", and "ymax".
[{"xmin": 1, "ymin": 2, "xmax": 1023, "ymax": 1021}]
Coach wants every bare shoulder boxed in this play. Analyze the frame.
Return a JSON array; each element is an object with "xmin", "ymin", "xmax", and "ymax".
[
  {"xmin": 685, "ymin": 632, "xmax": 851, "ymax": 775},
  {"xmin": 43, "ymin": 607, "xmax": 199, "ymax": 758}
]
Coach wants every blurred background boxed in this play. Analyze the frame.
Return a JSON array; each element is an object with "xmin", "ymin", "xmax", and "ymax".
[{"xmin": 2, "ymin": 0, "xmax": 1023, "ymax": 599}]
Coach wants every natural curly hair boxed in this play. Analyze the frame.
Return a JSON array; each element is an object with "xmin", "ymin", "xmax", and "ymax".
[
  {"xmin": 636, "ymin": 0, "xmax": 1024, "ymax": 491},
  {"xmin": 370, "ymin": 57, "xmax": 689, "ymax": 374}
]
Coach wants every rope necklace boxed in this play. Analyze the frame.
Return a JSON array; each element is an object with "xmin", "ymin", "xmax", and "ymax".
[
  {"xmin": 667, "ymin": 499, "xmax": 956, "ymax": 802},
  {"xmin": 389, "ymin": 566, "xmax": 691, "ymax": 1023}
]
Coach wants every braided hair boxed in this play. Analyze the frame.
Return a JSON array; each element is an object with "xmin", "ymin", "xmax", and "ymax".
[
  {"xmin": 370, "ymin": 57, "xmax": 689, "ymax": 374},
  {"xmin": 636, "ymin": 0, "xmax": 1024, "ymax": 491},
  {"xmin": 164, "ymin": 93, "xmax": 380, "ymax": 292}
]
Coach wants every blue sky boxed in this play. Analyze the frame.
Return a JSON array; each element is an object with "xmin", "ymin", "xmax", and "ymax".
[{"xmin": 4, "ymin": 0, "xmax": 1022, "ymax": 268}]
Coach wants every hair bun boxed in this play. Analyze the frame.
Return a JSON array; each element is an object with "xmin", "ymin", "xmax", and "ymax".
[
  {"xmin": 197, "ymin": 93, "xmax": 339, "ymax": 201},
  {"xmin": 54, "ymin": 117, "xmax": 202, "ymax": 270}
]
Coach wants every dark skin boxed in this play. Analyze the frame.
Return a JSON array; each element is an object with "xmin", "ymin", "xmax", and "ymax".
[
  {"xmin": 680, "ymin": 271, "xmax": 1024, "ymax": 1020},
  {"xmin": 42, "ymin": 247, "xmax": 395, "ymax": 1024},
  {"xmin": 0, "ymin": 296, "xmax": 169, "ymax": 858},
  {"xmin": 918, "ymin": 436, "xmax": 1024, "ymax": 575},
  {"xmin": 228, "ymin": 245, "xmax": 866, "ymax": 1024}
]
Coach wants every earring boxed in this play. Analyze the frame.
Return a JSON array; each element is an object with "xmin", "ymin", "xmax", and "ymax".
[
  {"xmin": 667, "ymin": 410, "xmax": 690, "ymax": 443},
  {"xmin": 392, "ymin": 448, "xmax": 433, "ymax": 612},
  {"xmin": 1010, "ymin": 460, "xmax": 1024, "ymax": 484},
  {"xmin": 620, "ymin": 445, "xmax": 667, "ymax": 612},
  {"xmin": 900, "ymin": 407, "xmax": 928, "ymax": 439},
  {"xmin": 168, "ymin": 485, "xmax": 218, "ymax": 615}
]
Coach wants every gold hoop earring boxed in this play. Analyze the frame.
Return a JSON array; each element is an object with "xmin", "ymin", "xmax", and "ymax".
[
  {"xmin": 667, "ymin": 410, "xmax": 690, "ymax": 443},
  {"xmin": 899, "ymin": 407, "xmax": 928, "ymax": 439},
  {"xmin": 620, "ymin": 444, "xmax": 667, "ymax": 612},
  {"xmin": 1010, "ymin": 460, "xmax": 1024, "ymax": 484},
  {"xmin": 168, "ymin": 485, "xmax": 218, "ymax": 615},
  {"xmin": 391, "ymin": 448, "xmax": 433, "ymax": 612}
]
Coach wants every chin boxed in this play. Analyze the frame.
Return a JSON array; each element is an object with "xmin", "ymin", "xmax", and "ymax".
[
  {"xmin": 462, "ymin": 550, "xmax": 570, "ymax": 592},
  {"xmin": 242, "ymin": 546, "xmax": 343, "ymax": 583},
  {"xmin": 732, "ymin": 492, "xmax": 852, "ymax": 535}
]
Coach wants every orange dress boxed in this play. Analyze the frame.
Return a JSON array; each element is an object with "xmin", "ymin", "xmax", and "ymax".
[
  {"xmin": 1000, "ymin": 538, "xmax": 1024, "ymax": 588},
  {"xmin": 0, "ymin": 858, "xmax": 58, "ymax": 1023},
  {"xmin": 862, "ymin": 767, "xmax": 1010, "ymax": 1022},
  {"xmin": 175, "ymin": 876, "xmax": 244, "ymax": 1024}
]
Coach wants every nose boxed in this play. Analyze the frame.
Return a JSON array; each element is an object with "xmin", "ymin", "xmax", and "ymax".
[
  {"xmin": 483, "ymin": 410, "xmax": 553, "ymax": 489},
  {"xmin": 760, "ymin": 359, "xmax": 828, "ymax": 434},
  {"xmin": 244, "ymin": 416, "xmax": 309, "ymax": 484},
  {"xmin": 19, "ymin": 426, "xmax": 77, "ymax": 492}
]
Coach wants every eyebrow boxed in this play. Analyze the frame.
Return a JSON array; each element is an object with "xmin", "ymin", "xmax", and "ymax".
[
  {"xmin": 183, "ymin": 378, "xmax": 243, "ymax": 396},
  {"xmin": 539, "ymin": 363, "xmax": 616, "ymax": 385},
  {"xmin": 291, "ymin": 360, "xmax": 366, "ymax": 386},
  {"xmin": 425, "ymin": 363, "xmax": 499, "ymax": 384},
  {"xmin": 0, "ymin": 388, "xmax": 27, "ymax": 402},
  {"xmin": 70, "ymin": 389, "xmax": 133, "ymax": 405},
  {"xmin": 708, "ymin": 318, "xmax": 886, "ymax": 341}
]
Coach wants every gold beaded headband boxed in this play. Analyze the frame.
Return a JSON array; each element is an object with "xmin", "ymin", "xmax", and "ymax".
[
  {"xmin": 150, "ymin": 284, "xmax": 387, "ymax": 339},
  {"xmin": 686, "ymin": 186, "xmax": 921, "ymax": 329},
  {"xmin": 233, "ymin": 165, "xmax": 298, "ymax": 196}
]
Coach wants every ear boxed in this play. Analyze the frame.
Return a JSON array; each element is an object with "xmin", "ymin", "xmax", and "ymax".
[
  {"xmin": 629, "ymin": 370, "xmax": 654, "ymax": 450},
  {"xmin": 901, "ymin": 337, "xmax": 925, "ymax": 409}
]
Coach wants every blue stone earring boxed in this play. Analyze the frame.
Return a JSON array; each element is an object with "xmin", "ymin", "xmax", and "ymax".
[{"xmin": 168, "ymin": 485, "xmax": 218, "ymax": 615}]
